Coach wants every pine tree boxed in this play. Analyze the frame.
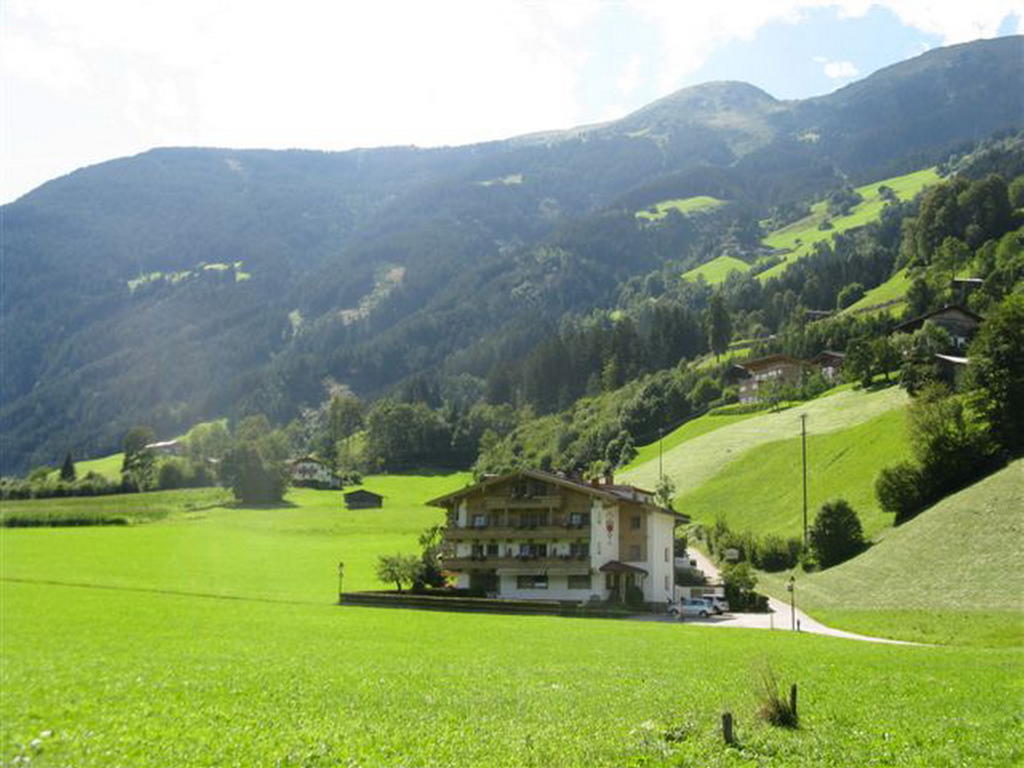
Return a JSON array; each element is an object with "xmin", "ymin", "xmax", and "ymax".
[
  {"xmin": 60, "ymin": 452, "xmax": 76, "ymax": 482},
  {"xmin": 704, "ymin": 293, "xmax": 732, "ymax": 359}
]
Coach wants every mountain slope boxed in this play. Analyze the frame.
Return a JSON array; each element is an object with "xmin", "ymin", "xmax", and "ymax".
[{"xmin": 1, "ymin": 37, "xmax": 1021, "ymax": 473}]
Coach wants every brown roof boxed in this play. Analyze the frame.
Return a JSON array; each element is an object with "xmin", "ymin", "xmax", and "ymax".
[
  {"xmin": 426, "ymin": 468, "xmax": 683, "ymax": 520},
  {"xmin": 736, "ymin": 354, "xmax": 811, "ymax": 373},
  {"xmin": 892, "ymin": 304, "xmax": 984, "ymax": 332}
]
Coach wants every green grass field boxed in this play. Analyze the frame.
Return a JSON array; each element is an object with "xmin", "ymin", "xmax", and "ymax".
[
  {"xmin": 843, "ymin": 268, "xmax": 912, "ymax": 314},
  {"xmin": 2, "ymin": 469, "xmax": 1022, "ymax": 765},
  {"xmin": 758, "ymin": 168, "xmax": 940, "ymax": 281},
  {"xmin": 682, "ymin": 254, "xmax": 751, "ymax": 285},
  {"xmin": 0, "ymin": 487, "xmax": 229, "ymax": 527},
  {"xmin": 759, "ymin": 460, "xmax": 1024, "ymax": 647},
  {"xmin": 676, "ymin": 407, "xmax": 911, "ymax": 539},
  {"xmin": 636, "ymin": 195, "xmax": 725, "ymax": 221},
  {"xmin": 620, "ymin": 385, "xmax": 908, "ymax": 508}
]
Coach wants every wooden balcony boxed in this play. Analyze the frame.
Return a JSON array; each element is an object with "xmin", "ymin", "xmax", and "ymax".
[
  {"xmin": 442, "ymin": 555, "xmax": 591, "ymax": 573},
  {"xmin": 484, "ymin": 494, "xmax": 562, "ymax": 510},
  {"xmin": 443, "ymin": 523, "xmax": 589, "ymax": 540}
]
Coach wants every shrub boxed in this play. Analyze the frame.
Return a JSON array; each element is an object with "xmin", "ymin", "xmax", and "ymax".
[
  {"xmin": 809, "ymin": 499, "xmax": 865, "ymax": 568},
  {"xmin": 755, "ymin": 535, "xmax": 801, "ymax": 572},
  {"xmin": 756, "ymin": 666, "xmax": 799, "ymax": 728},
  {"xmin": 375, "ymin": 553, "xmax": 423, "ymax": 592},
  {"xmin": 875, "ymin": 461, "xmax": 925, "ymax": 522}
]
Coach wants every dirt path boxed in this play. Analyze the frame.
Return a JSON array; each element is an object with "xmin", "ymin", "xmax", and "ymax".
[{"xmin": 674, "ymin": 547, "xmax": 923, "ymax": 646}]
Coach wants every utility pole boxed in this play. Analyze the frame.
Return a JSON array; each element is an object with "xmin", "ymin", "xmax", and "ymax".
[{"xmin": 800, "ymin": 414, "xmax": 808, "ymax": 549}]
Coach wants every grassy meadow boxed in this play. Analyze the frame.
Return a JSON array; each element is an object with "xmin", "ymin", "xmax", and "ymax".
[
  {"xmin": 758, "ymin": 459, "xmax": 1024, "ymax": 647},
  {"xmin": 635, "ymin": 195, "xmax": 725, "ymax": 221},
  {"xmin": 0, "ymin": 487, "xmax": 229, "ymax": 528},
  {"xmin": 620, "ymin": 385, "xmax": 908, "ymax": 506},
  {"xmin": 682, "ymin": 254, "xmax": 750, "ymax": 285},
  {"xmin": 3, "ymin": 469, "xmax": 1022, "ymax": 766},
  {"xmin": 676, "ymin": 407, "xmax": 911, "ymax": 539},
  {"xmin": 757, "ymin": 168, "xmax": 940, "ymax": 281},
  {"xmin": 843, "ymin": 267, "xmax": 912, "ymax": 314}
]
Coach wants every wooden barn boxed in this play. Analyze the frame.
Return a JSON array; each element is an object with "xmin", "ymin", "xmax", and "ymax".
[{"xmin": 344, "ymin": 489, "xmax": 384, "ymax": 509}]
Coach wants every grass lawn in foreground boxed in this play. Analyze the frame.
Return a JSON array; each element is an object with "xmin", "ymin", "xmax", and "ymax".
[
  {"xmin": 759, "ymin": 459, "xmax": 1024, "ymax": 647},
  {"xmin": 676, "ymin": 406, "xmax": 911, "ymax": 540},
  {"xmin": 2, "ymin": 470, "xmax": 1021, "ymax": 765},
  {"xmin": 2, "ymin": 577, "xmax": 1021, "ymax": 766},
  {"xmin": 682, "ymin": 254, "xmax": 750, "ymax": 285}
]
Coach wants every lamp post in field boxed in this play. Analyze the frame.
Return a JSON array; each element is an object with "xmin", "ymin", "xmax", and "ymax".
[{"xmin": 787, "ymin": 575, "xmax": 796, "ymax": 631}]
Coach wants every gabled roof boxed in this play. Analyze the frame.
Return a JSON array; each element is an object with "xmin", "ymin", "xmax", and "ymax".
[
  {"xmin": 892, "ymin": 304, "xmax": 984, "ymax": 332},
  {"xmin": 344, "ymin": 489, "xmax": 383, "ymax": 499},
  {"xmin": 426, "ymin": 468, "xmax": 683, "ymax": 519},
  {"xmin": 735, "ymin": 354, "xmax": 811, "ymax": 373}
]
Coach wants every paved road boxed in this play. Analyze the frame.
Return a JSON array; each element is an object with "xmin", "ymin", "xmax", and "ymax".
[{"xmin": 666, "ymin": 547, "xmax": 922, "ymax": 646}]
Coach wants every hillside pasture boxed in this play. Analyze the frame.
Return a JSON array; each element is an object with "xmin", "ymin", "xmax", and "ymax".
[
  {"xmin": 757, "ymin": 167, "xmax": 940, "ymax": 281},
  {"xmin": 758, "ymin": 460, "xmax": 1024, "ymax": 647},
  {"xmin": 676, "ymin": 407, "xmax": 911, "ymax": 539},
  {"xmin": 844, "ymin": 267, "xmax": 912, "ymax": 314},
  {"xmin": 635, "ymin": 195, "xmax": 725, "ymax": 221},
  {"xmin": 682, "ymin": 254, "xmax": 750, "ymax": 285},
  {"xmin": 620, "ymin": 385, "xmax": 909, "ymax": 506}
]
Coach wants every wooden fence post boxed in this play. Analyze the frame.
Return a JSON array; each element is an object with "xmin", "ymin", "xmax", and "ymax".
[
  {"xmin": 790, "ymin": 683, "xmax": 798, "ymax": 718},
  {"xmin": 722, "ymin": 711, "xmax": 735, "ymax": 745}
]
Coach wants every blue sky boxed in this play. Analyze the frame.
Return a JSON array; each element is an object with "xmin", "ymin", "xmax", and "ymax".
[{"xmin": 2, "ymin": 1, "xmax": 1021, "ymax": 203}]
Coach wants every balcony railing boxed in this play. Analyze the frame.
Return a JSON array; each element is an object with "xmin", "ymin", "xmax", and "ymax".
[
  {"xmin": 445, "ymin": 522, "xmax": 590, "ymax": 539},
  {"xmin": 484, "ymin": 494, "xmax": 562, "ymax": 510},
  {"xmin": 442, "ymin": 554, "xmax": 591, "ymax": 571}
]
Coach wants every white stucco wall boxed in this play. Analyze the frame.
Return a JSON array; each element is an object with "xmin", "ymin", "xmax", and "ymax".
[
  {"xmin": 497, "ymin": 573, "xmax": 600, "ymax": 601},
  {"xmin": 644, "ymin": 513, "xmax": 675, "ymax": 604},
  {"xmin": 590, "ymin": 501, "xmax": 619, "ymax": 566}
]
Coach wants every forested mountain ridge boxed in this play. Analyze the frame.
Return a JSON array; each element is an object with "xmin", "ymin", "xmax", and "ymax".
[{"xmin": 2, "ymin": 36, "xmax": 1021, "ymax": 473}]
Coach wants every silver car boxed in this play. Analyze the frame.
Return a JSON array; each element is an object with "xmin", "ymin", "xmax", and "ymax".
[{"xmin": 701, "ymin": 596, "xmax": 730, "ymax": 615}]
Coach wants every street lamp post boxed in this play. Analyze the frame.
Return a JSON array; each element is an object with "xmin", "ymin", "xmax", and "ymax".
[{"xmin": 787, "ymin": 575, "xmax": 795, "ymax": 631}]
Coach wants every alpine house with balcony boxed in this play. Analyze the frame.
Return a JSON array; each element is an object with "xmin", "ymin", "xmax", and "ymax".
[{"xmin": 427, "ymin": 469, "xmax": 684, "ymax": 606}]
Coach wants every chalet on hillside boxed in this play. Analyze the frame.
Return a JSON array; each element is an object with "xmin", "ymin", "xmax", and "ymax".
[
  {"xmin": 344, "ymin": 489, "xmax": 383, "ymax": 509},
  {"xmin": 733, "ymin": 354, "xmax": 814, "ymax": 404},
  {"xmin": 811, "ymin": 350, "xmax": 846, "ymax": 380},
  {"xmin": 892, "ymin": 305, "xmax": 983, "ymax": 350},
  {"xmin": 288, "ymin": 457, "xmax": 342, "ymax": 489},
  {"xmin": 428, "ymin": 469, "xmax": 684, "ymax": 606}
]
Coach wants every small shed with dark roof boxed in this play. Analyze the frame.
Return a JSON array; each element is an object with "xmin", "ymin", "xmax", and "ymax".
[{"xmin": 344, "ymin": 489, "xmax": 384, "ymax": 509}]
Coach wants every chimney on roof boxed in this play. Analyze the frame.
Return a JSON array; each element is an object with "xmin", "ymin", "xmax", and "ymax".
[{"xmin": 604, "ymin": 470, "xmax": 614, "ymax": 486}]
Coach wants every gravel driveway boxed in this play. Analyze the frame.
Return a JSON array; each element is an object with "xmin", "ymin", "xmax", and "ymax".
[{"xmin": 660, "ymin": 547, "xmax": 921, "ymax": 645}]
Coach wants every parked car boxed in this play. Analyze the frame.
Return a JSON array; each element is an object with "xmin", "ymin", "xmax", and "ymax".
[
  {"xmin": 701, "ymin": 596, "xmax": 730, "ymax": 615},
  {"xmin": 668, "ymin": 599, "xmax": 711, "ymax": 618}
]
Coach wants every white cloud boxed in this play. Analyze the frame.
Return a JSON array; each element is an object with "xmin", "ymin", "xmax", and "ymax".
[
  {"xmin": 617, "ymin": 54, "xmax": 646, "ymax": 96},
  {"xmin": 823, "ymin": 59, "xmax": 860, "ymax": 78},
  {"xmin": 1, "ymin": 0, "xmax": 1020, "ymax": 202}
]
